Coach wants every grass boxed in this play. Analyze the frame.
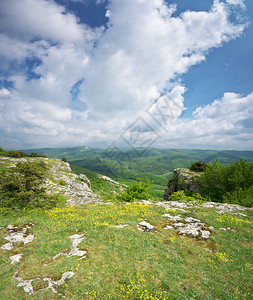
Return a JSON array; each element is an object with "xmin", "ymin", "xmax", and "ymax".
[{"xmin": 0, "ymin": 203, "xmax": 252, "ymax": 299}]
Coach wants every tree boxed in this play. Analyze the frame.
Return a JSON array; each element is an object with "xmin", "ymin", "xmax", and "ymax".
[{"xmin": 0, "ymin": 160, "xmax": 56, "ymax": 208}]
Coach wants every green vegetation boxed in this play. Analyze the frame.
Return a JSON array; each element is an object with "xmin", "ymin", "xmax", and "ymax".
[
  {"xmin": 0, "ymin": 161, "xmax": 57, "ymax": 209},
  {"xmin": 59, "ymin": 179, "xmax": 67, "ymax": 186},
  {"xmin": 0, "ymin": 146, "xmax": 46, "ymax": 158},
  {"xmin": 198, "ymin": 159, "xmax": 253, "ymax": 207},
  {"xmin": 0, "ymin": 203, "xmax": 252, "ymax": 299},
  {"xmin": 189, "ymin": 161, "xmax": 208, "ymax": 172},
  {"xmin": 0, "ymin": 149, "xmax": 252, "ymax": 298},
  {"xmin": 117, "ymin": 178, "xmax": 152, "ymax": 202},
  {"xmin": 170, "ymin": 190, "xmax": 206, "ymax": 204}
]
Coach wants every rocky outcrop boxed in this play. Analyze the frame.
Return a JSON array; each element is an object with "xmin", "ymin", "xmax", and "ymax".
[
  {"xmin": 44, "ymin": 159, "xmax": 99, "ymax": 205},
  {"xmin": 0, "ymin": 157, "xmax": 100, "ymax": 205},
  {"xmin": 163, "ymin": 168, "xmax": 202, "ymax": 200}
]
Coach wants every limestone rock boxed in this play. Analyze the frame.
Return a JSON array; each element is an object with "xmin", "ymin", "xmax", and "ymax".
[
  {"xmin": 10, "ymin": 254, "xmax": 23, "ymax": 264},
  {"xmin": 162, "ymin": 213, "xmax": 211, "ymax": 239},
  {"xmin": 164, "ymin": 168, "xmax": 202, "ymax": 200},
  {"xmin": 53, "ymin": 233, "xmax": 86, "ymax": 260},
  {"xmin": 138, "ymin": 221, "xmax": 154, "ymax": 232}
]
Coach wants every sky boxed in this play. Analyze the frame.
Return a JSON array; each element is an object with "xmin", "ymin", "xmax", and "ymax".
[{"xmin": 0, "ymin": 0, "xmax": 252, "ymax": 151}]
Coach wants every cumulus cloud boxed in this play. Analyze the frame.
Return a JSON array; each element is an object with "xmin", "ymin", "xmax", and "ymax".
[
  {"xmin": 80, "ymin": 0, "xmax": 245, "ymax": 118},
  {"xmin": 0, "ymin": 0, "xmax": 86, "ymax": 43},
  {"xmin": 0, "ymin": 0, "xmax": 251, "ymax": 149},
  {"xmin": 158, "ymin": 92, "xmax": 253, "ymax": 149}
]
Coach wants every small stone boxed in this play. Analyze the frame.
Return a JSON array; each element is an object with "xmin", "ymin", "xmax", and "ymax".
[
  {"xmin": 1, "ymin": 242, "xmax": 13, "ymax": 250},
  {"xmin": 10, "ymin": 254, "xmax": 23, "ymax": 264},
  {"xmin": 164, "ymin": 225, "xmax": 173, "ymax": 230},
  {"xmin": 115, "ymin": 224, "xmax": 129, "ymax": 229},
  {"xmin": 185, "ymin": 217, "xmax": 200, "ymax": 223},
  {"xmin": 138, "ymin": 221, "xmax": 154, "ymax": 232},
  {"xmin": 162, "ymin": 214, "xmax": 182, "ymax": 221},
  {"xmin": 201, "ymin": 231, "xmax": 211, "ymax": 239}
]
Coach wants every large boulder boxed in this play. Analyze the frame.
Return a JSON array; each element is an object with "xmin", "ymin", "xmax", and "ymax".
[{"xmin": 163, "ymin": 168, "xmax": 202, "ymax": 200}]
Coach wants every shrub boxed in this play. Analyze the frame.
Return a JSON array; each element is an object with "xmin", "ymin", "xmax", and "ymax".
[
  {"xmin": 170, "ymin": 190, "xmax": 206, "ymax": 204},
  {"xmin": 189, "ymin": 161, "xmax": 208, "ymax": 172},
  {"xmin": 59, "ymin": 179, "xmax": 67, "ymax": 186},
  {"xmin": 29, "ymin": 152, "xmax": 47, "ymax": 158},
  {"xmin": 62, "ymin": 157, "xmax": 68, "ymax": 162},
  {"xmin": 0, "ymin": 160, "xmax": 57, "ymax": 209},
  {"xmin": 198, "ymin": 159, "xmax": 253, "ymax": 206},
  {"xmin": 7, "ymin": 150, "xmax": 29, "ymax": 158},
  {"xmin": 223, "ymin": 186, "xmax": 253, "ymax": 208},
  {"xmin": 117, "ymin": 177, "xmax": 152, "ymax": 202},
  {"xmin": 0, "ymin": 146, "xmax": 46, "ymax": 158}
]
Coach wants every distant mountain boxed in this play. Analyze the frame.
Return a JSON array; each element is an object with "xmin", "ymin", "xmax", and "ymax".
[{"xmin": 22, "ymin": 146, "xmax": 253, "ymax": 186}]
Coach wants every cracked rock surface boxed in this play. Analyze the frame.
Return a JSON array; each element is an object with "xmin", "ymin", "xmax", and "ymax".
[
  {"xmin": 10, "ymin": 254, "xmax": 23, "ymax": 264},
  {"xmin": 138, "ymin": 221, "xmax": 155, "ymax": 232},
  {"xmin": 1, "ymin": 223, "xmax": 34, "ymax": 252},
  {"xmin": 13, "ymin": 271, "xmax": 75, "ymax": 295},
  {"xmin": 53, "ymin": 233, "xmax": 86, "ymax": 260},
  {"xmin": 163, "ymin": 214, "xmax": 212, "ymax": 239}
]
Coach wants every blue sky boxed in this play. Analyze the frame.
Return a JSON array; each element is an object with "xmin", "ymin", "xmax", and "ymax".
[{"xmin": 0, "ymin": 0, "xmax": 252, "ymax": 150}]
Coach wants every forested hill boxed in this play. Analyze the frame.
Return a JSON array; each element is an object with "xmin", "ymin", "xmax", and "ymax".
[{"xmin": 22, "ymin": 147, "xmax": 253, "ymax": 176}]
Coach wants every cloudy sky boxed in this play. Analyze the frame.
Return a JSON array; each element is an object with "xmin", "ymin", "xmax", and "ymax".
[{"xmin": 0, "ymin": 0, "xmax": 252, "ymax": 150}]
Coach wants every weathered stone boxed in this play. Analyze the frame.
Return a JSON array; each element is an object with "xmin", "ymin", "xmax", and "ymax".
[
  {"xmin": 138, "ymin": 221, "xmax": 154, "ymax": 232},
  {"xmin": 10, "ymin": 254, "xmax": 23, "ymax": 264},
  {"xmin": 53, "ymin": 233, "xmax": 86, "ymax": 260},
  {"xmin": 162, "ymin": 214, "xmax": 182, "ymax": 221},
  {"xmin": 1, "ymin": 223, "xmax": 34, "ymax": 251},
  {"xmin": 162, "ymin": 213, "xmax": 211, "ymax": 239},
  {"xmin": 78, "ymin": 174, "xmax": 91, "ymax": 188},
  {"xmin": 13, "ymin": 271, "xmax": 75, "ymax": 295},
  {"xmin": 114, "ymin": 224, "xmax": 129, "ymax": 229},
  {"xmin": 164, "ymin": 168, "xmax": 202, "ymax": 200}
]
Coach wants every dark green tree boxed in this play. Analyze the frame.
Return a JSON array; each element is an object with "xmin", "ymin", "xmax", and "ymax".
[
  {"xmin": 0, "ymin": 160, "xmax": 56, "ymax": 208},
  {"xmin": 198, "ymin": 159, "xmax": 253, "ymax": 206}
]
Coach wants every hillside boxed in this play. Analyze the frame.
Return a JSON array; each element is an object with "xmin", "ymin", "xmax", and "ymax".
[
  {"xmin": 21, "ymin": 146, "xmax": 253, "ymax": 199},
  {"xmin": 22, "ymin": 147, "xmax": 253, "ymax": 178},
  {"xmin": 0, "ymin": 156, "xmax": 252, "ymax": 299}
]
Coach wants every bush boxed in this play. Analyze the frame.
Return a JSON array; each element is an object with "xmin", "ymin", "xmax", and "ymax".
[
  {"xmin": 170, "ymin": 190, "xmax": 206, "ymax": 204},
  {"xmin": 0, "ymin": 146, "xmax": 47, "ymax": 158},
  {"xmin": 0, "ymin": 160, "xmax": 57, "ymax": 209},
  {"xmin": 117, "ymin": 177, "xmax": 152, "ymax": 202},
  {"xmin": 189, "ymin": 161, "xmax": 208, "ymax": 172},
  {"xmin": 62, "ymin": 157, "xmax": 68, "ymax": 162},
  {"xmin": 198, "ymin": 159, "xmax": 253, "ymax": 206},
  {"xmin": 223, "ymin": 186, "xmax": 253, "ymax": 208},
  {"xmin": 59, "ymin": 179, "xmax": 67, "ymax": 186}
]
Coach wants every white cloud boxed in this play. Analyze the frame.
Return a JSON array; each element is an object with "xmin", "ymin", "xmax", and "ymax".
[
  {"xmin": 226, "ymin": 0, "xmax": 246, "ymax": 9},
  {"xmin": 0, "ymin": 0, "xmax": 86, "ymax": 43},
  {"xmin": 0, "ymin": 0, "xmax": 251, "ymax": 149},
  {"xmin": 80, "ymin": 0, "xmax": 244, "ymax": 118},
  {"xmin": 157, "ymin": 92, "xmax": 253, "ymax": 149},
  {"xmin": 0, "ymin": 88, "xmax": 10, "ymax": 97}
]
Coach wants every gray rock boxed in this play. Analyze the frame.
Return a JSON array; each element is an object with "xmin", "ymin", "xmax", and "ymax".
[
  {"xmin": 162, "ymin": 214, "xmax": 182, "ymax": 221},
  {"xmin": 10, "ymin": 254, "xmax": 23, "ymax": 264},
  {"xmin": 164, "ymin": 168, "xmax": 202, "ymax": 200},
  {"xmin": 53, "ymin": 233, "xmax": 86, "ymax": 260},
  {"xmin": 13, "ymin": 271, "xmax": 75, "ymax": 295},
  {"xmin": 162, "ymin": 213, "xmax": 211, "ymax": 239},
  {"xmin": 138, "ymin": 221, "xmax": 154, "ymax": 232},
  {"xmin": 1, "ymin": 223, "xmax": 34, "ymax": 251}
]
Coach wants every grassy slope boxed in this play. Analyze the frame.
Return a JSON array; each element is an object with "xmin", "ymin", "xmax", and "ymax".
[{"xmin": 0, "ymin": 203, "xmax": 252, "ymax": 299}]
